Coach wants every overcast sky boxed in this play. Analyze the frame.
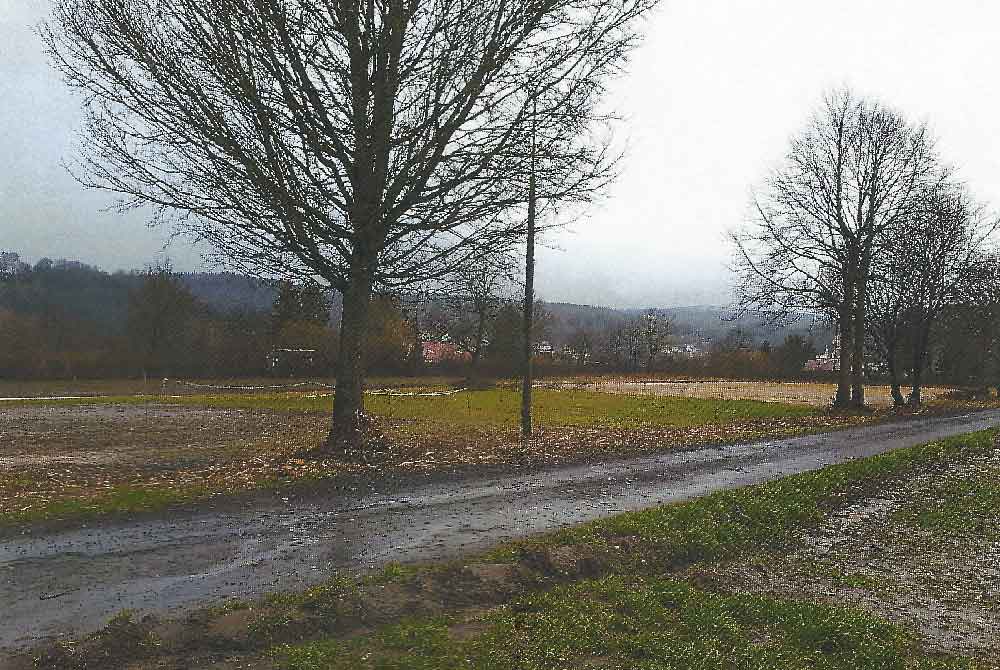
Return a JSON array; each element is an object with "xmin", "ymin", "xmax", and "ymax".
[{"xmin": 3, "ymin": 1, "xmax": 1000, "ymax": 308}]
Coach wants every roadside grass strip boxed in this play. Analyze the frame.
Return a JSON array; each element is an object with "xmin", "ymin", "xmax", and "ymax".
[
  {"xmin": 263, "ymin": 431, "xmax": 996, "ymax": 670},
  {"xmin": 274, "ymin": 577, "xmax": 966, "ymax": 670},
  {"xmin": 494, "ymin": 430, "xmax": 1000, "ymax": 564}
]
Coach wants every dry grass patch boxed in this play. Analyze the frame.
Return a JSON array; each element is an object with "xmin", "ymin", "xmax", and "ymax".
[{"xmin": 555, "ymin": 378, "xmax": 959, "ymax": 408}]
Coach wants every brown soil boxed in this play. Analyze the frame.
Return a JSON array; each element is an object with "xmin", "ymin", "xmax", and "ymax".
[{"xmin": 0, "ymin": 400, "xmax": 874, "ymax": 523}]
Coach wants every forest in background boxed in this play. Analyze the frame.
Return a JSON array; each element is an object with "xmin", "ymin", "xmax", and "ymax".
[{"xmin": 0, "ymin": 250, "xmax": 891, "ymax": 383}]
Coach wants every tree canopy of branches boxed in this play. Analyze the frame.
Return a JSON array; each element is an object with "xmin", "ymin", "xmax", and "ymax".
[
  {"xmin": 867, "ymin": 183, "xmax": 996, "ymax": 405},
  {"xmin": 935, "ymin": 254, "xmax": 1000, "ymax": 394},
  {"xmin": 127, "ymin": 263, "xmax": 197, "ymax": 379},
  {"xmin": 271, "ymin": 281, "xmax": 331, "ymax": 335},
  {"xmin": 444, "ymin": 251, "xmax": 518, "ymax": 368},
  {"xmin": 733, "ymin": 89, "xmax": 943, "ymax": 407},
  {"xmin": 640, "ymin": 310, "xmax": 670, "ymax": 370},
  {"xmin": 46, "ymin": 0, "xmax": 656, "ymax": 456}
]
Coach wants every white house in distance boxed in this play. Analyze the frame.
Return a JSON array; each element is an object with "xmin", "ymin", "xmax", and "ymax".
[
  {"xmin": 533, "ymin": 340, "xmax": 554, "ymax": 356},
  {"xmin": 804, "ymin": 334, "xmax": 840, "ymax": 372}
]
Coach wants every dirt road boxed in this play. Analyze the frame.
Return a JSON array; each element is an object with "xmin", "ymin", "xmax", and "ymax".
[{"xmin": 3, "ymin": 409, "xmax": 1000, "ymax": 650}]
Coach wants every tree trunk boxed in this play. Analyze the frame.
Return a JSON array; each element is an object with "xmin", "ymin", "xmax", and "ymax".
[
  {"xmin": 885, "ymin": 345, "xmax": 905, "ymax": 406},
  {"xmin": 326, "ymin": 265, "xmax": 374, "ymax": 457},
  {"xmin": 408, "ymin": 303, "xmax": 424, "ymax": 376},
  {"xmin": 834, "ymin": 301, "xmax": 853, "ymax": 408},
  {"xmin": 908, "ymin": 329, "xmax": 930, "ymax": 407},
  {"xmin": 521, "ymin": 199, "xmax": 536, "ymax": 440},
  {"xmin": 850, "ymin": 259, "xmax": 869, "ymax": 408},
  {"xmin": 908, "ymin": 359, "xmax": 923, "ymax": 406},
  {"xmin": 471, "ymin": 310, "xmax": 486, "ymax": 370},
  {"xmin": 521, "ymin": 101, "xmax": 537, "ymax": 441}
]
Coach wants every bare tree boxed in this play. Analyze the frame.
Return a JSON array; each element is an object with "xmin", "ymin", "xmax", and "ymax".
[
  {"xmin": 451, "ymin": 251, "xmax": 517, "ymax": 370},
  {"xmin": 866, "ymin": 225, "xmax": 911, "ymax": 406},
  {"xmin": 734, "ymin": 91, "xmax": 856, "ymax": 405},
  {"xmin": 640, "ymin": 310, "xmax": 669, "ymax": 371},
  {"xmin": 0, "ymin": 252, "xmax": 29, "ymax": 279},
  {"xmin": 127, "ymin": 263, "xmax": 196, "ymax": 380},
  {"xmin": 869, "ymin": 184, "xmax": 995, "ymax": 405},
  {"xmin": 733, "ymin": 89, "xmax": 941, "ymax": 408},
  {"xmin": 842, "ymin": 98, "xmax": 941, "ymax": 406},
  {"xmin": 605, "ymin": 317, "xmax": 643, "ymax": 372},
  {"xmin": 45, "ymin": 0, "xmax": 656, "ymax": 457}
]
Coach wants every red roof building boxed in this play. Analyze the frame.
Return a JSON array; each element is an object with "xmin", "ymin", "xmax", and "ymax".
[{"xmin": 421, "ymin": 341, "xmax": 472, "ymax": 365}]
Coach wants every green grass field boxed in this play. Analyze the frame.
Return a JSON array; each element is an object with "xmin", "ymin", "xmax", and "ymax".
[{"xmin": 9, "ymin": 388, "xmax": 816, "ymax": 428}]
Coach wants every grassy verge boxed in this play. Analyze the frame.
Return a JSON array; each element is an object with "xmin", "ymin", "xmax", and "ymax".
[
  {"xmin": 268, "ymin": 429, "xmax": 998, "ymax": 670},
  {"xmin": 2, "ymin": 484, "xmax": 214, "ymax": 525},
  {"xmin": 4, "ymin": 388, "xmax": 816, "ymax": 427},
  {"xmin": 275, "ymin": 577, "xmax": 961, "ymax": 670},
  {"xmin": 22, "ymin": 430, "xmax": 998, "ymax": 670}
]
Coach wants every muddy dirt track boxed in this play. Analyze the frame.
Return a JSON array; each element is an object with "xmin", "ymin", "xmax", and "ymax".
[{"xmin": 3, "ymin": 409, "xmax": 1000, "ymax": 651}]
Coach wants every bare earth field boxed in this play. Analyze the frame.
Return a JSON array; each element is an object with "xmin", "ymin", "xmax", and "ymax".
[
  {"xmin": 0, "ymin": 376, "xmax": 462, "ymax": 399},
  {"xmin": 2, "ymin": 378, "xmax": 993, "ymax": 525},
  {"xmin": 0, "ymin": 388, "xmax": 859, "ymax": 524},
  {"xmin": 557, "ymin": 378, "xmax": 957, "ymax": 407}
]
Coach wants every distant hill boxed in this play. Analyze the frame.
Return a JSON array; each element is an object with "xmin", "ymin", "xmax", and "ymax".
[
  {"xmin": 543, "ymin": 302, "xmax": 832, "ymax": 348},
  {"xmin": 1, "ymin": 253, "xmax": 831, "ymax": 348},
  {"xmin": 178, "ymin": 272, "xmax": 277, "ymax": 314}
]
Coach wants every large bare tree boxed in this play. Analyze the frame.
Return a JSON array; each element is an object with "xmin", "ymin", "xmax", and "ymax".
[
  {"xmin": 841, "ymin": 97, "xmax": 941, "ymax": 405},
  {"xmin": 733, "ymin": 91, "xmax": 857, "ymax": 405},
  {"xmin": 45, "ymin": 0, "xmax": 656, "ymax": 456},
  {"xmin": 733, "ymin": 89, "xmax": 941, "ymax": 407}
]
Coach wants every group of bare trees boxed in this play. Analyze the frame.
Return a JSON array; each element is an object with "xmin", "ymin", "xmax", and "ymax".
[
  {"xmin": 413, "ymin": 252, "xmax": 520, "ymax": 371},
  {"xmin": 734, "ymin": 89, "xmax": 997, "ymax": 407},
  {"xmin": 46, "ymin": 0, "xmax": 658, "ymax": 456},
  {"xmin": 603, "ymin": 310, "xmax": 670, "ymax": 371}
]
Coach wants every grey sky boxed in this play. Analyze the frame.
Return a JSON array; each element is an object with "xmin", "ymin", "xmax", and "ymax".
[{"xmin": 3, "ymin": 0, "xmax": 999, "ymax": 307}]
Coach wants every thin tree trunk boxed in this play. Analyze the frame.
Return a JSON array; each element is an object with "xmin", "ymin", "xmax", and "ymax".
[
  {"xmin": 409, "ymin": 302, "xmax": 424, "ymax": 376},
  {"xmin": 885, "ymin": 344, "xmax": 905, "ymax": 406},
  {"xmin": 521, "ymin": 99, "xmax": 537, "ymax": 441},
  {"xmin": 327, "ymin": 265, "xmax": 374, "ymax": 457},
  {"xmin": 521, "ymin": 175, "xmax": 536, "ymax": 440},
  {"xmin": 908, "ymin": 358, "xmax": 923, "ymax": 406},
  {"xmin": 472, "ymin": 310, "xmax": 486, "ymax": 370},
  {"xmin": 835, "ymin": 300, "xmax": 853, "ymax": 408},
  {"xmin": 850, "ymin": 259, "xmax": 869, "ymax": 408},
  {"xmin": 908, "ymin": 329, "xmax": 930, "ymax": 407}
]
